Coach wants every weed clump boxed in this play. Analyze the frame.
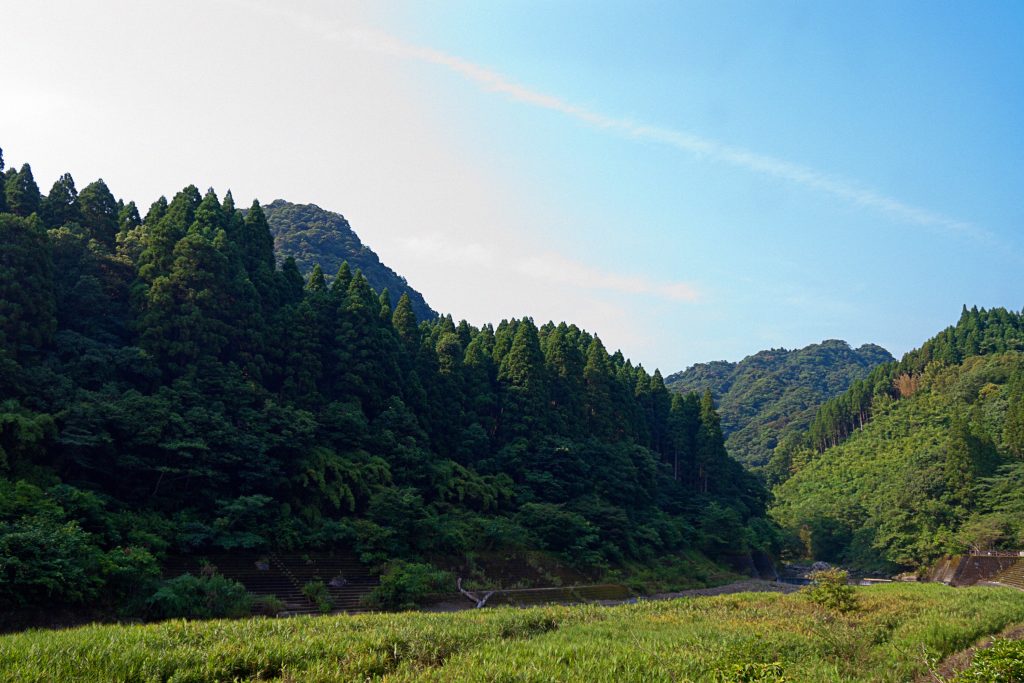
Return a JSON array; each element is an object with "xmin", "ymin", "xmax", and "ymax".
[
  {"xmin": 302, "ymin": 580, "xmax": 332, "ymax": 613},
  {"xmin": 364, "ymin": 561, "xmax": 452, "ymax": 610},
  {"xmin": 803, "ymin": 568, "xmax": 858, "ymax": 614},
  {"xmin": 954, "ymin": 638, "xmax": 1024, "ymax": 681},
  {"xmin": 713, "ymin": 661, "xmax": 788, "ymax": 682},
  {"xmin": 146, "ymin": 572, "xmax": 252, "ymax": 619}
]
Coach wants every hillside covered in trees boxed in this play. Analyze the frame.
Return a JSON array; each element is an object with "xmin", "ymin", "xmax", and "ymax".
[
  {"xmin": 770, "ymin": 307, "xmax": 1024, "ymax": 572},
  {"xmin": 666, "ymin": 340, "xmax": 892, "ymax": 469},
  {"xmin": 263, "ymin": 200, "xmax": 436, "ymax": 321},
  {"xmin": 0, "ymin": 151, "xmax": 773, "ymax": 616}
]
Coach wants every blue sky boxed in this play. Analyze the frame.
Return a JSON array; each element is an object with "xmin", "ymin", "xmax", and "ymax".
[{"xmin": 2, "ymin": 1, "xmax": 1022, "ymax": 372}]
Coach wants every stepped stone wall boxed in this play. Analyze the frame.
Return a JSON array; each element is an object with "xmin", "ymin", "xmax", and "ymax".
[{"xmin": 925, "ymin": 554, "xmax": 1022, "ymax": 587}]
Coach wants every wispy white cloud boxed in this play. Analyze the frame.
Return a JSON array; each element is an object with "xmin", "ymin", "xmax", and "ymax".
[
  {"xmin": 230, "ymin": 0, "xmax": 988, "ymax": 243},
  {"xmin": 398, "ymin": 234, "xmax": 699, "ymax": 303}
]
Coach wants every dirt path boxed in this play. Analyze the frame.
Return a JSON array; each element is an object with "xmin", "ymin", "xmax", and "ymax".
[
  {"xmin": 425, "ymin": 579, "xmax": 802, "ymax": 612},
  {"xmin": 643, "ymin": 579, "xmax": 802, "ymax": 601}
]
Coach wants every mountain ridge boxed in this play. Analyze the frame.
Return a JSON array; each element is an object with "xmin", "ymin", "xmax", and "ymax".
[
  {"xmin": 263, "ymin": 199, "xmax": 436, "ymax": 320},
  {"xmin": 666, "ymin": 339, "xmax": 894, "ymax": 468},
  {"xmin": 770, "ymin": 306, "xmax": 1024, "ymax": 570}
]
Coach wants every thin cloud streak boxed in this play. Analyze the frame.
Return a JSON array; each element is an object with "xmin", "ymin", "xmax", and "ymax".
[
  {"xmin": 399, "ymin": 234, "xmax": 699, "ymax": 303},
  {"xmin": 230, "ymin": 0, "xmax": 989, "ymax": 244},
  {"xmin": 366, "ymin": 31, "xmax": 987, "ymax": 241}
]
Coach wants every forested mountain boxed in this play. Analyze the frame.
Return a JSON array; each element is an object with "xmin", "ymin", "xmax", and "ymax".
[
  {"xmin": 666, "ymin": 340, "xmax": 893, "ymax": 468},
  {"xmin": 770, "ymin": 307, "xmax": 1024, "ymax": 572},
  {"xmin": 0, "ymin": 151, "xmax": 773, "ymax": 615},
  {"xmin": 263, "ymin": 199, "xmax": 435, "ymax": 320}
]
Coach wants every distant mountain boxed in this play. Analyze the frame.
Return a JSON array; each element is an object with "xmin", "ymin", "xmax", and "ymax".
[
  {"xmin": 263, "ymin": 200, "xmax": 436, "ymax": 320},
  {"xmin": 771, "ymin": 307, "xmax": 1024, "ymax": 570},
  {"xmin": 666, "ymin": 340, "xmax": 894, "ymax": 468}
]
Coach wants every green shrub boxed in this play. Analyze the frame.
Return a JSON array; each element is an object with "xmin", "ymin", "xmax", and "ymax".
[
  {"xmin": 364, "ymin": 561, "xmax": 452, "ymax": 610},
  {"xmin": 99, "ymin": 545, "xmax": 161, "ymax": 615},
  {"xmin": 713, "ymin": 661, "xmax": 789, "ymax": 682},
  {"xmin": 954, "ymin": 638, "xmax": 1024, "ymax": 682},
  {"xmin": 302, "ymin": 580, "xmax": 332, "ymax": 613},
  {"xmin": 253, "ymin": 594, "xmax": 286, "ymax": 616},
  {"xmin": 0, "ymin": 512, "xmax": 104, "ymax": 609},
  {"xmin": 146, "ymin": 573, "xmax": 252, "ymax": 619},
  {"xmin": 803, "ymin": 568, "xmax": 858, "ymax": 614}
]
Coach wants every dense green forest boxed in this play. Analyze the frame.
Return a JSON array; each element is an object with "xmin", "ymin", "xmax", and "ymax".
[
  {"xmin": 262, "ymin": 200, "xmax": 436, "ymax": 321},
  {"xmin": 771, "ymin": 308, "xmax": 1024, "ymax": 571},
  {"xmin": 0, "ymin": 151, "xmax": 773, "ymax": 616},
  {"xmin": 666, "ymin": 340, "xmax": 892, "ymax": 469},
  {"xmin": 804, "ymin": 307, "xmax": 1024, "ymax": 455}
]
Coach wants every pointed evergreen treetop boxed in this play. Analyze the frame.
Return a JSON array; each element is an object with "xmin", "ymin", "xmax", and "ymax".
[
  {"xmin": 392, "ymin": 292, "xmax": 419, "ymax": 348},
  {"xmin": 41, "ymin": 172, "xmax": 81, "ymax": 229},
  {"xmin": 279, "ymin": 256, "xmax": 304, "ymax": 304},
  {"xmin": 118, "ymin": 201, "xmax": 142, "ymax": 233},
  {"xmin": 241, "ymin": 200, "xmax": 276, "ymax": 272},
  {"xmin": 144, "ymin": 196, "xmax": 168, "ymax": 225},
  {"xmin": 192, "ymin": 188, "xmax": 224, "ymax": 235},
  {"xmin": 305, "ymin": 263, "xmax": 326, "ymax": 293},
  {"xmin": 78, "ymin": 179, "xmax": 119, "ymax": 248},
  {"xmin": 5, "ymin": 163, "xmax": 42, "ymax": 218},
  {"xmin": 331, "ymin": 261, "xmax": 353, "ymax": 297},
  {"xmin": 498, "ymin": 318, "xmax": 545, "ymax": 388},
  {"xmin": 378, "ymin": 288, "xmax": 392, "ymax": 322}
]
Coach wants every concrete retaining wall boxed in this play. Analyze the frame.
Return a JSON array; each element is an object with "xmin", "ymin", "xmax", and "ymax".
[{"xmin": 926, "ymin": 555, "xmax": 1022, "ymax": 587}]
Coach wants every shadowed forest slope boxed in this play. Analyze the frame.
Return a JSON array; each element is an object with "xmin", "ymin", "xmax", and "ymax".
[
  {"xmin": 0, "ymin": 150, "xmax": 774, "ymax": 616},
  {"xmin": 263, "ymin": 199, "xmax": 436, "ymax": 320}
]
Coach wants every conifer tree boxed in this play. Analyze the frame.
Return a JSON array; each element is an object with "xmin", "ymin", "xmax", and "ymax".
[
  {"xmin": 392, "ymin": 292, "xmax": 419, "ymax": 352},
  {"xmin": 667, "ymin": 392, "xmax": 700, "ymax": 482},
  {"xmin": 0, "ymin": 153, "xmax": 787, "ymax": 601},
  {"xmin": 117, "ymin": 201, "xmax": 142, "ymax": 234},
  {"xmin": 144, "ymin": 196, "xmax": 168, "ymax": 225},
  {"xmin": 497, "ymin": 318, "xmax": 548, "ymax": 439},
  {"xmin": 1003, "ymin": 369, "xmax": 1024, "ymax": 458},
  {"xmin": 221, "ymin": 190, "xmax": 244, "ymax": 242},
  {"xmin": 40, "ymin": 173, "xmax": 81, "ymax": 228},
  {"xmin": 492, "ymin": 319, "xmax": 518, "ymax": 366},
  {"xmin": 330, "ymin": 261, "xmax": 353, "ymax": 298},
  {"xmin": 697, "ymin": 389, "xmax": 727, "ymax": 493},
  {"xmin": 78, "ymin": 179, "xmax": 119, "ymax": 248},
  {"xmin": 435, "ymin": 329, "xmax": 463, "ymax": 376},
  {"xmin": 0, "ymin": 214, "xmax": 56, "ymax": 357},
  {"xmin": 456, "ymin": 319, "xmax": 473, "ymax": 349},
  {"xmin": 335, "ymin": 272, "xmax": 400, "ymax": 417},
  {"xmin": 240, "ymin": 201, "xmax": 276, "ymax": 274},
  {"xmin": 583, "ymin": 337, "xmax": 613, "ymax": 437},
  {"xmin": 544, "ymin": 322, "xmax": 585, "ymax": 435},
  {"xmin": 0, "ymin": 148, "xmax": 6, "ymax": 213},
  {"xmin": 5, "ymin": 164, "xmax": 41, "ymax": 217},
  {"xmin": 278, "ymin": 299, "xmax": 323, "ymax": 403},
  {"xmin": 192, "ymin": 188, "xmax": 225, "ymax": 236},
  {"xmin": 140, "ymin": 230, "xmax": 232, "ymax": 374},
  {"xmin": 462, "ymin": 332, "xmax": 498, "ymax": 433},
  {"xmin": 278, "ymin": 257, "xmax": 304, "ymax": 305},
  {"xmin": 648, "ymin": 370, "xmax": 671, "ymax": 453},
  {"xmin": 305, "ymin": 263, "xmax": 327, "ymax": 293},
  {"xmin": 138, "ymin": 186, "xmax": 201, "ymax": 281},
  {"xmin": 378, "ymin": 288, "xmax": 392, "ymax": 323},
  {"xmin": 943, "ymin": 417, "xmax": 976, "ymax": 507}
]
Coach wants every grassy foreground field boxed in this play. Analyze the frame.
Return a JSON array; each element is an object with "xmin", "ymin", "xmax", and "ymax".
[{"xmin": 2, "ymin": 584, "xmax": 1023, "ymax": 682}]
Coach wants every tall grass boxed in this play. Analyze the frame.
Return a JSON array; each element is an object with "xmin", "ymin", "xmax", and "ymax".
[{"xmin": 2, "ymin": 583, "xmax": 1023, "ymax": 682}]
